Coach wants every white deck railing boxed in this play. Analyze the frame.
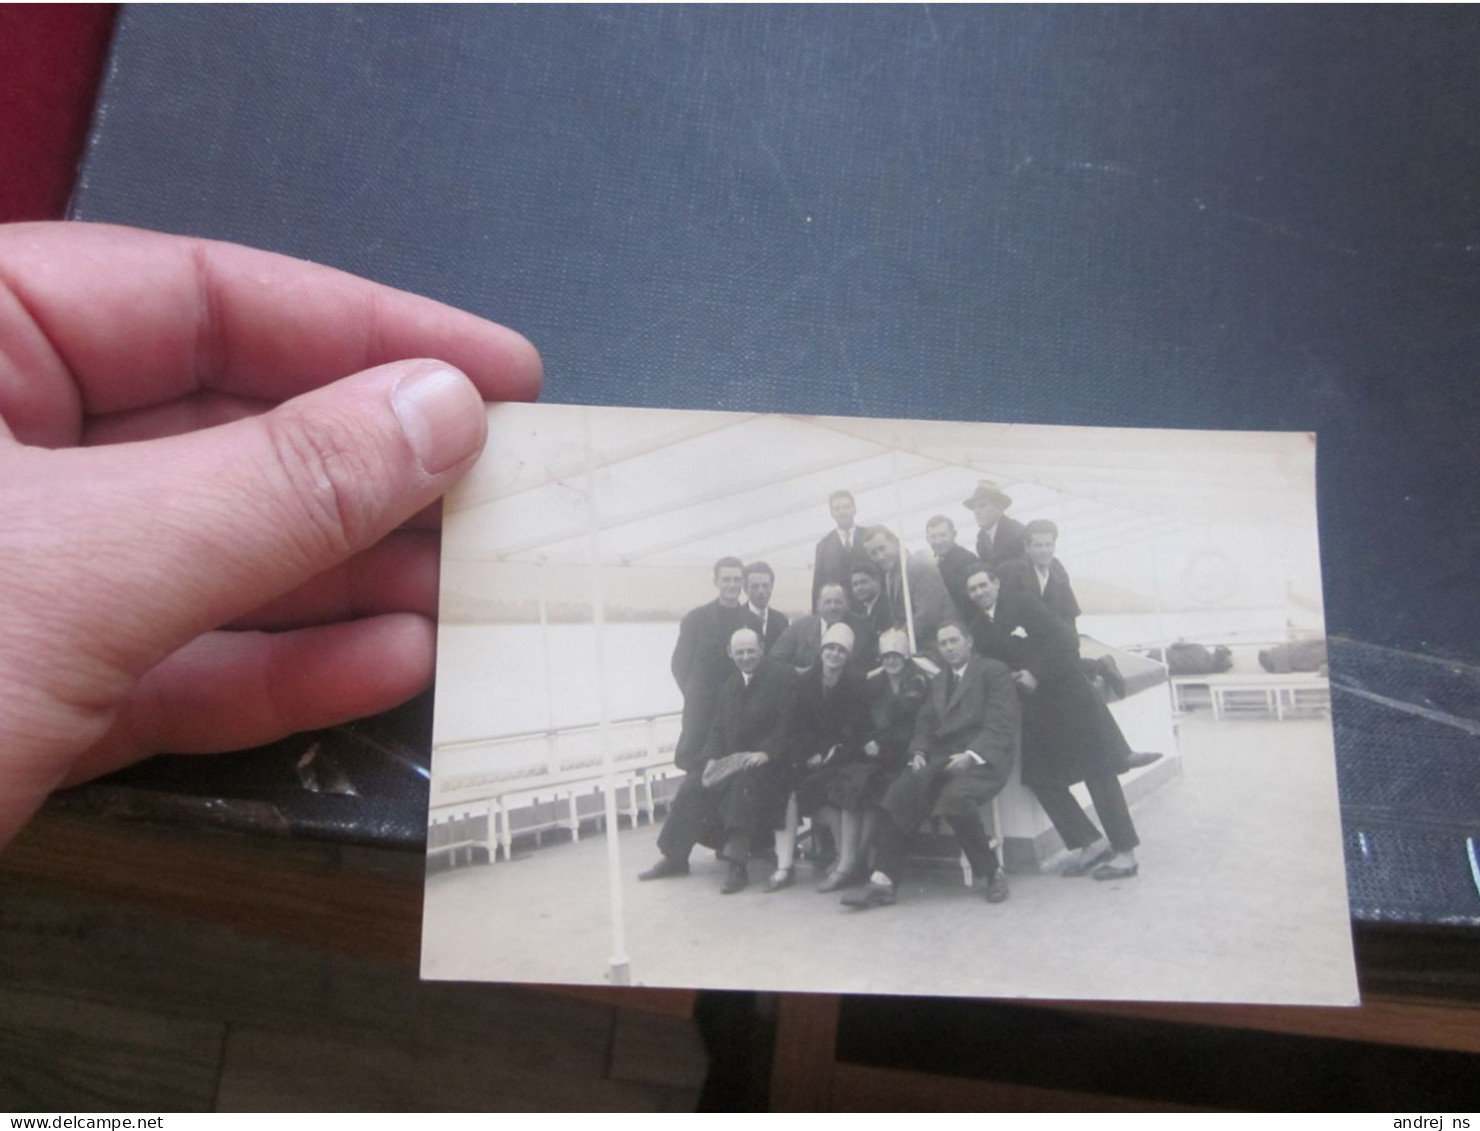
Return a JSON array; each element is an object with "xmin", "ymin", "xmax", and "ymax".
[{"xmin": 428, "ymin": 711, "xmax": 684, "ymax": 863}]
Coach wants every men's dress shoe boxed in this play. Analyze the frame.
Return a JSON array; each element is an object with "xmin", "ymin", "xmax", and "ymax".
[
  {"xmin": 841, "ymin": 881, "xmax": 897, "ymax": 909},
  {"xmin": 720, "ymin": 861, "xmax": 749, "ymax": 894},
  {"xmin": 1091, "ymin": 861, "xmax": 1140, "ymax": 882},
  {"xmin": 763, "ymin": 868, "xmax": 795, "ymax": 893},
  {"xmin": 638, "ymin": 857, "xmax": 689, "ymax": 881},
  {"xmin": 979, "ymin": 871, "xmax": 1010, "ymax": 904},
  {"xmin": 1062, "ymin": 846, "xmax": 1114, "ymax": 877},
  {"xmin": 1116, "ymin": 750, "xmax": 1163, "ymax": 774},
  {"xmin": 816, "ymin": 868, "xmax": 865, "ymax": 893}
]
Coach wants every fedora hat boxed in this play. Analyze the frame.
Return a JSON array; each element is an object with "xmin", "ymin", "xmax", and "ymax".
[{"xmin": 963, "ymin": 480, "xmax": 1013, "ymax": 511}]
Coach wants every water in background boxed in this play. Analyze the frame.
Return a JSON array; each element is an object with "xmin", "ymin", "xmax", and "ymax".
[{"xmin": 435, "ymin": 608, "xmax": 1306, "ymax": 745}]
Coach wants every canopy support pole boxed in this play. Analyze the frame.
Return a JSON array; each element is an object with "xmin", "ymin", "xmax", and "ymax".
[
  {"xmin": 891, "ymin": 449, "xmax": 917, "ymax": 655},
  {"xmin": 584, "ymin": 407, "xmax": 631, "ymax": 986}
]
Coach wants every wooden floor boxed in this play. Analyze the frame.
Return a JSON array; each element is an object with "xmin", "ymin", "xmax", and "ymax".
[
  {"xmin": 0, "ymin": 873, "xmax": 707, "ymax": 1112},
  {"xmin": 5, "ymin": 802, "xmax": 1480, "ymax": 1112}
]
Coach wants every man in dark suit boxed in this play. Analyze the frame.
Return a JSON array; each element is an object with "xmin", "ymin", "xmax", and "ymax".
[
  {"xmin": 743, "ymin": 560, "xmax": 789, "ymax": 653},
  {"xmin": 771, "ymin": 582, "xmax": 875, "ymax": 674},
  {"xmin": 925, "ymin": 514, "xmax": 986, "ymax": 622},
  {"xmin": 811, "ymin": 489, "xmax": 871, "ymax": 611},
  {"xmin": 843, "ymin": 621, "xmax": 1019, "ymax": 909},
  {"xmin": 964, "ymin": 480, "xmax": 1027, "ymax": 570},
  {"xmin": 999, "ymin": 519, "xmax": 1081, "ymax": 634},
  {"xmin": 849, "ymin": 563, "xmax": 891, "ymax": 640},
  {"xmin": 861, "ymin": 524, "xmax": 956, "ymax": 658},
  {"xmin": 640, "ymin": 628, "xmax": 799, "ymax": 894},
  {"xmin": 1000, "ymin": 519, "xmax": 1136, "ymax": 708},
  {"xmin": 670, "ymin": 556, "xmax": 757, "ymax": 771},
  {"xmin": 963, "ymin": 564, "xmax": 1141, "ymax": 882}
]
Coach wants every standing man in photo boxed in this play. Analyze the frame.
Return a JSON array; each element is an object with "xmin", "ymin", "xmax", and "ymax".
[
  {"xmin": 925, "ymin": 514, "xmax": 986, "ymax": 622},
  {"xmin": 850, "ymin": 563, "xmax": 892, "ymax": 642},
  {"xmin": 965, "ymin": 480, "xmax": 1027, "ymax": 571},
  {"xmin": 743, "ymin": 560, "xmax": 789, "ymax": 653},
  {"xmin": 670, "ymin": 557, "xmax": 757, "ymax": 772},
  {"xmin": 963, "ymin": 565, "xmax": 1142, "ymax": 882},
  {"xmin": 861, "ymin": 525, "xmax": 955, "ymax": 658},
  {"xmin": 1000, "ymin": 519, "xmax": 1139, "ymax": 713},
  {"xmin": 812, "ymin": 489, "xmax": 870, "ymax": 612},
  {"xmin": 1000, "ymin": 519, "xmax": 1081, "ymax": 635}
]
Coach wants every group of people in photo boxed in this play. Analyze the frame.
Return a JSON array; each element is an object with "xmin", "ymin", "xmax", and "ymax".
[{"xmin": 638, "ymin": 481, "xmax": 1157, "ymax": 910}]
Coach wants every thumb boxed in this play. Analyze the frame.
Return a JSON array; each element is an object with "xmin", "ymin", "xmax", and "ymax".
[{"xmin": 9, "ymin": 358, "xmax": 487, "ymax": 682}]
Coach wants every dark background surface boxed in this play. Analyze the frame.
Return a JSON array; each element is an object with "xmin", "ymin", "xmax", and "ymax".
[
  {"xmin": 70, "ymin": 5, "xmax": 1480, "ymax": 658},
  {"xmin": 27, "ymin": 5, "xmax": 1480, "ymax": 922}
]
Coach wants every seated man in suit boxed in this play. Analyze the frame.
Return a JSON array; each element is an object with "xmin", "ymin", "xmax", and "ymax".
[
  {"xmin": 861, "ymin": 524, "xmax": 956, "ymax": 659},
  {"xmin": 963, "ymin": 565, "xmax": 1141, "ymax": 882},
  {"xmin": 843, "ymin": 621, "xmax": 1019, "ymax": 909},
  {"xmin": 964, "ymin": 480, "xmax": 1027, "ymax": 570},
  {"xmin": 640, "ymin": 628, "xmax": 799, "ymax": 894},
  {"xmin": 771, "ymin": 581, "xmax": 875, "ymax": 674},
  {"xmin": 925, "ymin": 513, "xmax": 985, "ymax": 622},
  {"xmin": 743, "ymin": 559, "xmax": 789, "ymax": 653},
  {"xmin": 812, "ymin": 489, "xmax": 871, "ymax": 612}
]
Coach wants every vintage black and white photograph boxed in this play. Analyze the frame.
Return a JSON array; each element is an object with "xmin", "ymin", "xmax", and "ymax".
[{"xmin": 422, "ymin": 403, "xmax": 1356, "ymax": 1005}]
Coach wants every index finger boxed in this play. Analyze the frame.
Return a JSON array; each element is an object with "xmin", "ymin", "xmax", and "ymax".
[{"xmin": 0, "ymin": 222, "xmax": 542, "ymax": 446}]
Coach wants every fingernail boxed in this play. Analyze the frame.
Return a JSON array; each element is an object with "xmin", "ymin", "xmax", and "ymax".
[{"xmin": 392, "ymin": 366, "xmax": 486, "ymax": 475}]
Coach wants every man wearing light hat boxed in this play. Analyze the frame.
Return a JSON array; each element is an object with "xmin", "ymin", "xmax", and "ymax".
[{"xmin": 964, "ymin": 480, "xmax": 1027, "ymax": 571}]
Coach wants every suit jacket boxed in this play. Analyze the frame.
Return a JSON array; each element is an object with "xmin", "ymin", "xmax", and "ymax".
[
  {"xmin": 934, "ymin": 542, "xmax": 986, "ymax": 621},
  {"xmin": 812, "ymin": 527, "xmax": 871, "ymax": 610},
  {"xmin": 880, "ymin": 551, "xmax": 956, "ymax": 654},
  {"xmin": 967, "ymin": 590, "xmax": 1129, "ymax": 790},
  {"xmin": 908, "ymin": 655, "xmax": 1020, "ymax": 778},
  {"xmin": 770, "ymin": 611, "xmax": 876, "ymax": 674},
  {"xmin": 671, "ymin": 599, "xmax": 762, "ymax": 770},
  {"xmin": 858, "ymin": 595, "xmax": 892, "ymax": 640},
  {"xmin": 701, "ymin": 656, "xmax": 799, "ymax": 768},
  {"xmin": 998, "ymin": 556, "xmax": 1081, "ymax": 638},
  {"xmin": 975, "ymin": 516, "xmax": 1028, "ymax": 570},
  {"xmin": 745, "ymin": 604, "xmax": 790, "ymax": 653}
]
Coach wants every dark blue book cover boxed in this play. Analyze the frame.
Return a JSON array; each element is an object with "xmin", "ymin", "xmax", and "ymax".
[{"xmin": 69, "ymin": 5, "xmax": 1480, "ymax": 925}]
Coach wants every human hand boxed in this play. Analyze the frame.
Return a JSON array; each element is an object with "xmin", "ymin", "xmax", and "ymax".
[
  {"xmin": 1013, "ymin": 670, "xmax": 1038, "ymax": 692},
  {"xmin": 945, "ymin": 752, "xmax": 976, "ymax": 773},
  {"xmin": 908, "ymin": 752, "xmax": 927, "ymax": 771},
  {"xmin": 862, "ymin": 740, "xmax": 879, "ymax": 758},
  {"xmin": 0, "ymin": 223, "xmax": 541, "ymax": 845}
]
